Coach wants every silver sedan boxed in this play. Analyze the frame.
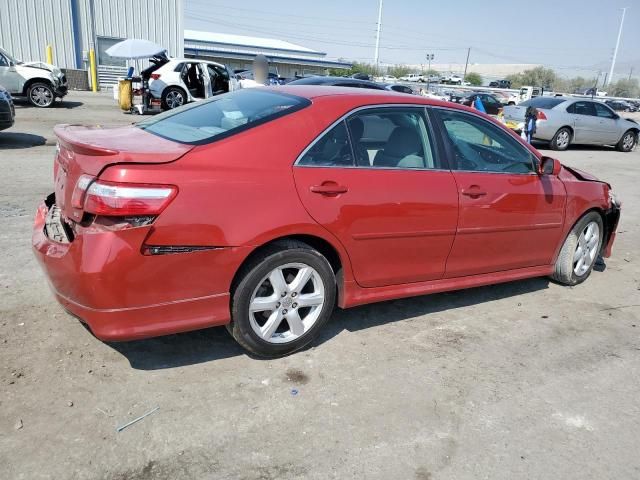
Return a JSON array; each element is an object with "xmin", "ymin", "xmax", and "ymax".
[{"xmin": 504, "ymin": 97, "xmax": 639, "ymax": 151}]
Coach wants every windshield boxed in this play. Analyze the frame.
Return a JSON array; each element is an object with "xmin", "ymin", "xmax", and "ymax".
[
  {"xmin": 0, "ymin": 47, "xmax": 20, "ymax": 64},
  {"xmin": 519, "ymin": 97, "xmax": 565, "ymax": 109},
  {"xmin": 138, "ymin": 89, "xmax": 310, "ymax": 144}
]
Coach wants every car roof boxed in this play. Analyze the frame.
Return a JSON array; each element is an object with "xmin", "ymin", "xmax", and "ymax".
[
  {"xmin": 274, "ymin": 85, "xmax": 468, "ymax": 110},
  {"xmin": 287, "ymin": 76, "xmax": 384, "ymax": 88}
]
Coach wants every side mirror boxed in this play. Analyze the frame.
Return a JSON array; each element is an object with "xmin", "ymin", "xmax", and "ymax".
[{"xmin": 540, "ymin": 156, "xmax": 561, "ymax": 175}]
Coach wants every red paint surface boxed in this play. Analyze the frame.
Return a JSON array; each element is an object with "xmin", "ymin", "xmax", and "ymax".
[{"xmin": 33, "ymin": 87, "xmax": 619, "ymax": 341}]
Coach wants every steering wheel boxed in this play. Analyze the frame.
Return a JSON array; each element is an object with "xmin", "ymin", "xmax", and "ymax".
[{"xmin": 452, "ymin": 142, "xmax": 480, "ymax": 170}]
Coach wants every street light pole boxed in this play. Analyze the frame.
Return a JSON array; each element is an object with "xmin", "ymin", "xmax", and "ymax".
[
  {"xmin": 607, "ymin": 7, "xmax": 627, "ymax": 86},
  {"xmin": 426, "ymin": 53, "xmax": 434, "ymax": 90},
  {"xmin": 374, "ymin": 0, "xmax": 383, "ymax": 72}
]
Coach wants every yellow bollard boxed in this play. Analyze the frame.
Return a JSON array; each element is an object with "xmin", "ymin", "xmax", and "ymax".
[
  {"xmin": 89, "ymin": 48, "xmax": 98, "ymax": 92},
  {"xmin": 46, "ymin": 44, "xmax": 53, "ymax": 64}
]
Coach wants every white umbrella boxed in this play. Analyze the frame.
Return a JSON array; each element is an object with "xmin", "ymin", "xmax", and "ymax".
[{"xmin": 105, "ymin": 38, "xmax": 166, "ymax": 59}]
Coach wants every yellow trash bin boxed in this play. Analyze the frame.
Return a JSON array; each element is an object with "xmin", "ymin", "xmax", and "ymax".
[{"xmin": 118, "ymin": 79, "xmax": 133, "ymax": 111}]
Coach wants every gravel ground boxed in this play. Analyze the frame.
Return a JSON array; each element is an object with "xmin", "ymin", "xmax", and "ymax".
[{"xmin": 1, "ymin": 91, "xmax": 639, "ymax": 480}]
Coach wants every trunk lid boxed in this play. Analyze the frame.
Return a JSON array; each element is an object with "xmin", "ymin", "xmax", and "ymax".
[
  {"xmin": 53, "ymin": 124, "xmax": 192, "ymax": 222},
  {"xmin": 503, "ymin": 105, "xmax": 528, "ymax": 122}
]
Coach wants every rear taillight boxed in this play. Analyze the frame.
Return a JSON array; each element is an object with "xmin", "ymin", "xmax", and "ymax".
[
  {"xmin": 71, "ymin": 174, "xmax": 94, "ymax": 208},
  {"xmin": 537, "ymin": 110, "xmax": 547, "ymax": 120},
  {"xmin": 83, "ymin": 181, "xmax": 177, "ymax": 216},
  {"xmin": 150, "ymin": 73, "xmax": 161, "ymax": 80}
]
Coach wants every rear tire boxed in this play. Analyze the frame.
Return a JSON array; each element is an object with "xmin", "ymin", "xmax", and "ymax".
[
  {"xmin": 161, "ymin": 86, "xmax": 186, "ymax": 110},
  {"xmin": 28, "ymin": 82, "xmax": 55, "ymax": 108},
  {"xmin": 551, "ymin": 211, "xmax": 603, "ymax": 286},
  {"xmin": 227, "ymin": 240, "xmax": 336, "ymax": 358},
  {"xmin": 616, "ymin": 130, "xmax": 637, "ymax": 152},
  {"xmin": 551, "ymin": 127, "xmax": 572, "ymax": 151}
]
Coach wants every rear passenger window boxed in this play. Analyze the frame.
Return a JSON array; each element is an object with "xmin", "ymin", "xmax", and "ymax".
[
  {"xmin": 567, "ymin": 101, "xmax": 596, "ymax": 116},
  {"xmin": 298, "ymin": 122, "xmax": 354, "ymax": 167},
  {"xmin": 346, "ymin": 109, "xmax": 436, "ymax": 169}
]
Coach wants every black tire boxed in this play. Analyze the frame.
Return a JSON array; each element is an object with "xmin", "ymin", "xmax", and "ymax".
[
  {"xmin": 27, "ymin": 82, "xmax": 55, "ymax": 108},
  {"xmin": 551, "ymin": 211, "xmax": 604, "ymax": 286},
  {"xmin": 550, "ymin": 127, "xmax": 572, "ymax": 151},
  {"xmin": 227, "ymin": 240, "xmax": 336, "ymax": 358},
  {"xmin": 616, "ymin": 130, "xmax": 637, "ymax": 152},
  {"xmin": 161, "ymin": 86, "xmax": 187, "ymax": 110}
]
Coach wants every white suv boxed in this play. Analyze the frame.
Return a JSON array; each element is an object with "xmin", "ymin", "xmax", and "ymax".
[
  {"xmin": 0, "ymin": 47, "xmax": 68, "ymax": 107},
  {"xmin": 147, "ymin": 57, "xmax": 238, "ymax": 110},
  {"xmin": 399, "ymin": 73, "xmax": 425, "ymax": 82}
]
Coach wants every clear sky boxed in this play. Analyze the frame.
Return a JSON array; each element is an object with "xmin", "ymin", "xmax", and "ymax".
[{"xmin": 185, "ymin": 0, "xmax": 639, "ymax": 80}]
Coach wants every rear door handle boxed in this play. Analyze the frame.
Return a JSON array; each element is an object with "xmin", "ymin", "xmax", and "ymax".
[
  {"xmin": 461, "ymin": 186, "xmax": 487, "ymax": 199},
  {"xmin": 310, "ymin": 183, "xmax": 348, "ymax": 195}
]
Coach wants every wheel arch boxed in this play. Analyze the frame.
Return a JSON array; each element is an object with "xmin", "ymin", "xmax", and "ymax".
[
  {"xmin": 553, "ymin": 206, "xmax": 606, "ymax": 264},
  {"xmin": 230, "ymin": 233, "xmax": 351, "ymax": 308},
  {"xmin": 22, "ymin": 77, "xmax": 54, "ymax": 96},
  {"xmin": 162, "ymin": 84, "xmax": 188, "ymax": 100},
  {"xmin": 619, "ymin": 127, "xmax": 639, "ymax": 143}
]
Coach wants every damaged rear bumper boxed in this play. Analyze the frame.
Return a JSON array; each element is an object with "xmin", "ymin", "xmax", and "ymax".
[{"xmin": 32, "ymin": 197, "xmax": 251, "ymax": 341}]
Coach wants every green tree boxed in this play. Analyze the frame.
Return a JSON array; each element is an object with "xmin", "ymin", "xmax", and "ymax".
[
  {"xmin": 608, "ymin": 78, "xmax": 640, "ymax": 98},
  {"xmin": 465, "ymin": 72, "xmax": 482, "ymax": 86},
  {"xmin": 328, "ymin": 61, "xmax": 380, "ymax": 78},
  {"xmin": 387, "ymin": 64, "xmax": 412, "ymax": 78},
  {"xmin": 507, "ymin": 67, "xmax": 558, "ymax": 89}
]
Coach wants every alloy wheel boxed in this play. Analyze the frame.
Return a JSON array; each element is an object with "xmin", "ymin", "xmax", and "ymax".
[
  {"xmin": 556, "ymin": 131, "xmax": 570, "ymax": 149},
  {"xmin": 30, "ymin": 86, "xmax": 53, "ymax": 107},
  {"xmin": 248, "ymin": 262, "xmax": 325, "ymax": 344},
  {"xmin": 166, "ymin": 90, "xmax": 184, "ymax": 109},
  {"xmin": 622, "ymin": 133, "xmax": 635, "ymax": 150},
  {"xmin": 573, "ymin": 221, "xmax": 600, "ymax": 276}
]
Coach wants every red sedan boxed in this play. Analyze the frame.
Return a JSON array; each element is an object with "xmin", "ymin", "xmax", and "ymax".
[{"xmin": 33, "ymin": 87, "xmax": 621, "ymax": 357}]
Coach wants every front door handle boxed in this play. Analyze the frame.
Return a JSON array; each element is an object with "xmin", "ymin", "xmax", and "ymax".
[
  {"xmin": 461, "ymin": 186, "xmax": 487, "ymax": 199},
  {"xmin": 310, "ymin": 183, "xmax": 348, "ymax": 195}
]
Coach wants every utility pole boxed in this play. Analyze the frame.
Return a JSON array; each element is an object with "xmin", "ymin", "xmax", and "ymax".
[
  {"xmin": 629, "ymin": 67, "xmax": 634, "ymax": 81},
  {"xmin": 463, "ymin": 47, "xmax": 471, "ymax": 82},
  {"xmin": 374, "ymin": 0, "xmax": 383, "ymax": 72},
  {"xmin": 602, "ymin": 72, "xmax": 608, "ymax": 89},
  {"xmin": 607, "ymin": 7, "xmax": 627, "ymax": 86},
  {"xmin": 426, "ymin": 53, "xmax": 434, "ymax": 90}
]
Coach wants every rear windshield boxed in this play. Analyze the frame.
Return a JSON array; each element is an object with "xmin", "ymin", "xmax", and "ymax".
[
  {"xmin": 138, "ymin": 89, "xmax": 310, "ymax": 144},
  {"xmin": 519, "ymin": 97, "xmax": 565, "ymax": 109}
]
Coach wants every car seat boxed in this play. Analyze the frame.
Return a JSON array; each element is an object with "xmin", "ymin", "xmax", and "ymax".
[{"xmin": 373, "ymin": 127, "xmax": 424, "ymax": 168}]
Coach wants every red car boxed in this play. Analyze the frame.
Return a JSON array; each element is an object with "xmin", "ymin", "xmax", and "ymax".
[{"xmin": 33, "ymin": 87, "xmax": 621, "ymax": 357}]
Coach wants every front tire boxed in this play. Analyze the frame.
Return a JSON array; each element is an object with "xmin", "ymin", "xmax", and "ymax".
[
  {"xmin": 161, "ymin": 87, "xmax": 186, "ymax": 110},
  {"xmin": 228, "ymin": 240, "xmax": 336, "ymax": 357},
  {"xmin": 551, "ymin": 127, "xmax": 572, "ymax": 151},
  {"xmin": 551, "ymin": 212, "xmax": 604, "ymax": 286},
  {"xmin": 28, "ymin": 82, "xmax": 55, "ymax": 108},
  {"xmin": 616, "ymin": 130, "xmax": 637, "ymax": 152}
]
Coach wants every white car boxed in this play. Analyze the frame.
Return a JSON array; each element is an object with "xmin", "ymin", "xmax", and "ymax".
[
  {"xmin": 0, "ymin": 47, "xmax": 68, "ymax": 107},
  {"xmin": 443, "ymin": 74, "xmax": 463, "ymax": 85},
  {"xmin": 399, "ymin": 73, "xmax": 425, "ymax": 82},
  {"xmin": 147, "ymin": 57, "xmax": 238, "ymax": 110}
]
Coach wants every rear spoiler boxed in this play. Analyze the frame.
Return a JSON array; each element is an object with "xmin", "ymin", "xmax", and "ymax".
[{"xmin": 54, "ymin": 125, "xmax": 119, "ymax": 157}]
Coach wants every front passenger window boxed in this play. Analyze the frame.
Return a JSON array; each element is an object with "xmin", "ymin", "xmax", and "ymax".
[
  {"xmin": 438, "ymin": 109, "xmax": 535, "ymax": 174},
  {"xmin": 594, "ymin": 102, "xmax": 616, "ymax": 119}
]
